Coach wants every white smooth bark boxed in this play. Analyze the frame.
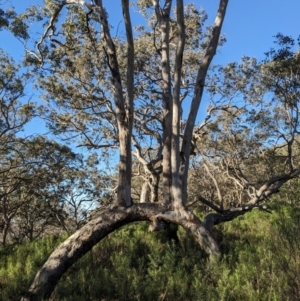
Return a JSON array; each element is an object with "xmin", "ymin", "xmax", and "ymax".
[{"xmin": 171, "ymin": 0, "xmax": 186, "ymax": 211}]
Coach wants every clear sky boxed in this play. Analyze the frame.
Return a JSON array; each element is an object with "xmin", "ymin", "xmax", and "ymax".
[{"xmin": 202, "ymin": 0, "xmax": 300, "ymax": 64}]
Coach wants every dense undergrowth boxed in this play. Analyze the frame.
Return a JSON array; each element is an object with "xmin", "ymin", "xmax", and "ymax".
[{"xmin": 1, "ymin": 202, "xmax": 300, "ymax": 301}]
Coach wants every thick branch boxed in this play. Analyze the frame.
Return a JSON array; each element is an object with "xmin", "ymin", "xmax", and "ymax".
[
  {"xmin": 121, "ymin": 0, "xmax": 134, "ymax": 111},
  {"xmin": 198, "ymin": 168, "xmax": 300, "ymax": 231},
  {"xmin": 27, "ymin": 0, "xmax": 92, "ymax": 63},
  {"xmin": 203, "ymin": 162, "xmax": 223, "ymax": 209},
  {"xmin": 249, "ymin": 167, "xmax": 300, "ymax": 204},
  {"xmin": 22, "ymin": 203, "xmax": 219, "ymax": 300},
  {"xmin": 180, "ymin": 0, "xmax": 229, "ymax": 204},
  {"xmin": 95, "ymin": 0, "xmax": 132, "ymax": 206},
  {"xmin": 152, "ymin": 209, "xmax": 220, "ymax": 254}
]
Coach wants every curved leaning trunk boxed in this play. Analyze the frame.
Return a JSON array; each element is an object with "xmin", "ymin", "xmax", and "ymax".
[{"xmin": 21, "ymin": 204, "xmax": 219, "ymax": 301}]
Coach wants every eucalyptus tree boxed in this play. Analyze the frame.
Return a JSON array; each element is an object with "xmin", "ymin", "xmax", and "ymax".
[
  {"xmin": 0, "ymin": 48, "xmax": 87, "ymax": 245},
  {"xmin": 18, "ymin": 0, "xmax": 228, "ymax": 298},
  {"xmin": 51, "ymin": 154, "xmax": 111, "ymax": 232},
  {"xmin": 17, "ymin": 0, "xmax": 300, "ymax": 300},
  {"xmin": 0, "ymin": 3, "xmax": 16, "ymax": 31}
]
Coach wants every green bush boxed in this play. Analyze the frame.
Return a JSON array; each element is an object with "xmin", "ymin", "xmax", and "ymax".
[
  {"xmin": 0, "ymin": 235, "xmax": 67, "ymax": 301},
  {"xmin": 1, "ymin": 205, "xmax": 300, "ymax": 301}
]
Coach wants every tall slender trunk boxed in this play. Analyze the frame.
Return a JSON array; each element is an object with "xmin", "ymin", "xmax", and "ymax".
[
  {"xmin": 150, "ymin": 173, "xmax": 160, "ymax": 203},
  {"xmin": 140, "ymin": 181, "xmax": 150, "ymax": 203},
  {"xmin": 171, "ymin": 0, "xmax": 185, "ymax": 212},
  {"xmin": 117, "ymin": 124, "xmax": 132, "ymax": 206},
  {"xmin": 1, "ymin": 197, "xmax": 11, "ymax": 246},
  {"xmin": 153, "ymin": 0, "xmax": 173, "ymax": 205},
  {"xmin": 180, "ymin": 0, "xmax": 229, "ymax": 205},
  {"xmin": 96, "ymin": 0, "xmax": 134, "ymax": 206}
]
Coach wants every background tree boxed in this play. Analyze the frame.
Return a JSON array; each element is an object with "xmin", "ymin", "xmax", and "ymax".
[
  {"xmin": 0, "ymin": 136, "xmax": 83, "ymax": 245},
  {"xmin": 187, "ymin": 34, "xmax": 300, "ymax": 225},
  {"xmin": 0, "ymin": 50, "xmax": 34, "ymax": 246},
  {"xmin": 0, "ymin": 42, "xmax": 98, "ymax": 245}
]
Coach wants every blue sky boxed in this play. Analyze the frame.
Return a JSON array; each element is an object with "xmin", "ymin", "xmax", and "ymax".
[
  {"xmin": 2, "ymin": 0, "xmax": 299, "ymax": 63},
  {"xmin": 202, "ymin": 0, "xmax": 300, "ymax": 64}
]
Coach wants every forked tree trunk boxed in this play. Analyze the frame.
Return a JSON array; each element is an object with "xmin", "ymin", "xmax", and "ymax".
[
  {"xmin": 21, "ymin": 1, "xmax": 229, "ymax": 300},
  {"xmin": 21, "ymin": 204, "xmax": 219, "ymax": 301}
]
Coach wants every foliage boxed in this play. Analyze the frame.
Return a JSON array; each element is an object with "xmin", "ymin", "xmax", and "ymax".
[
  {"xmin": 0, "ymin": 135, "xmax": 82, "ymax": 245},
  {"xmin": 1, "ymin": 200, "xmax": 300, "ymax": 301},
  {"xmin": 0, "ymin": 235, "xmax": 67, "ymax": 301},
  {"xmin": 0, "ymin": 49, "xmax": 97, "ymax": 244}
]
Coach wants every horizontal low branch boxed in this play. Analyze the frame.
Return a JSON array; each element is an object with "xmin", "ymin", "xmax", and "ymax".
[
  {"xmin": 195, "ymin": 195, "xmax": 223, "ymax": 213},
  {"xmin": 194, "ymin": 194, "xmax": 271, "ymax": 232},
  {"xmin": 202, "ymin": 203, "xmax": 270, "ymax": 232}
]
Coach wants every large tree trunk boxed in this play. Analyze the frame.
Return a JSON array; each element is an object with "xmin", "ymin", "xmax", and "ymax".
[
  {"xmin": 21, "ymin": 204, "xmax": 219, "ymax": 301},
  {"xmin": 152, "ymin": 0, "xmax": 173, "ymax": 206},
  {"xmin": 171, "ymin": 0, "xmax": 185, "ymax": 213}
]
